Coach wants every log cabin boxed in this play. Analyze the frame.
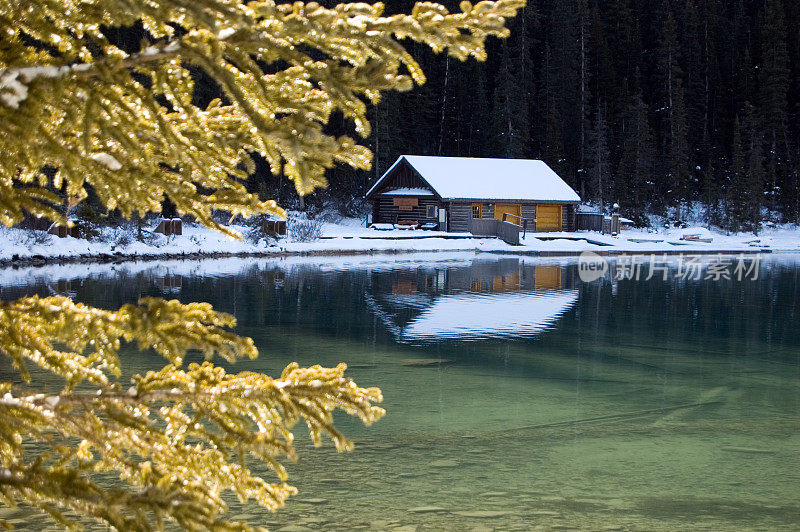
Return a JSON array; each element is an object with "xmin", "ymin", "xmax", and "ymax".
[{"xmin": 365, "ymin": 156, "xmax": 581, "ymax": 232}]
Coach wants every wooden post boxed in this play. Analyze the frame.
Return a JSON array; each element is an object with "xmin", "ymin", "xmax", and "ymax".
[
  {"xmin": 48, "ymin": 223, "xmax": 78, "ymax": 238},
  {"xmin": 611, "ymin": 214, "xmax": 620, "ymax": 235},
  {"xmin": 155, "ymin": 219, "xmax": 183, "ymax": 236},
  {"xmin": 611, "ymin": 203, "xmax": 620, "ymax": 236}
]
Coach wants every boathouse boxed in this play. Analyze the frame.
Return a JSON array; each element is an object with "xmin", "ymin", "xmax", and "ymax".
[{"xmin": 365, "ymin": 156, "xmax": 581, "ymax": 233}]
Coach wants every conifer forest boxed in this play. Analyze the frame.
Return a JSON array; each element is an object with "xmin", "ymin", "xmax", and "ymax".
[
  {"xmin": 305, "ymin": 0, "xmax": 799, "ymax": 231},
  {"xmin": 40, "ymin": 1, "xmax": 800, "ymax": 231}
]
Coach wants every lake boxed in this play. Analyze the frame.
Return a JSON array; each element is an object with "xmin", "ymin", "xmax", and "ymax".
[{"xmin": 1, "ymin": 253, "xmax": 798, "ymax": 530}]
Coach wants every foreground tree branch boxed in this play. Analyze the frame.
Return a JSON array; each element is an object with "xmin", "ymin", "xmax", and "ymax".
[
  {"xmin": 0, "ymin": 0, "xmax": 523, "ymax": 529},
  {"xmin": 0, "ymin": 0, "xmax": 523, "ymax": 235}
]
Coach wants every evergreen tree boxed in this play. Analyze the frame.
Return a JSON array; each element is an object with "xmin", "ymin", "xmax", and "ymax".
[
  {"xmin": 577, "ymin": 0, "xmax": 591, "ymax": 188},
  {"xmin": 586, "ymin": 104, "xmax": 612, "ymax": 212},
  {"xmin": 743, "ymin": 102, "xmax": 766, "ymax": 232},
  {"xmin": 728, "ymin": 103, "xmax": 766, "ymax": 233},
  {"xmin": 680, "ymin": 0, "xmax": 706, "ymax": 166},
  {"xmin": 728, "ymin": 115, "xmax": 748, "ymax": 231},
  {"xmin": 757, "ymin": 0, "xmax": 790, "ymax": 214},
  {"xmin": 589, "ymin": 3, "xmax": 616, "ymax": 113},
  {"xmin": 617, "ymin": 90, "xmax": 656, "ymax": 226},
  {"xmin": 669, "ymin": 79, "xmax": 692, "ymax": 216},
  {"xmin": 539, "ymin": 43, "xmax": 565, "ymax": 173},
  {"xmin": 545, "ymin": 0, "xmax": 581, "ymax": 181},
  {"xmin": 466, "ymin": 58, "xmax": 492, "ymax": 157},
  {"xmin": 492, "ymin": 40, "xmax": 531, "ymax": 158},
  {"xmin": 0, "ymin": 1, "xmax": 524, "ymax": 528}
]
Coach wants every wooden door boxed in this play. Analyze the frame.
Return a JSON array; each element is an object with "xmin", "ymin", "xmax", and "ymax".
[
  {"xmin": 494, "ymin": 203, "xmax": 521, "ymax": 224},
  {"xmin": 536, "ymin": 204, "xmax": 562, "ymax": 232}
]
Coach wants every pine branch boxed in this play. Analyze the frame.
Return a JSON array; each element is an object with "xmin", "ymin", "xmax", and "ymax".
[
  {"xmin": 0, "ymin": 2, "xmax": 522, "ymax": 529},
  {"xmin": 0, "ymin": 0, "xmax": 523, "ymax": 231}
]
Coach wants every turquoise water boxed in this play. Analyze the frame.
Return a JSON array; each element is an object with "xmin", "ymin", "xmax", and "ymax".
[{"xmin": 1, "ymin": 254, "xmax": 799, "ymax": 530}]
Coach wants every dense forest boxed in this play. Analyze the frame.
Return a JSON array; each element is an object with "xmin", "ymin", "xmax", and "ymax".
[
  {"xmin": 285, "ymin": 0, "xmax": 799, "ymax": 231},
  {"xmin": 89, "ymin": 1, "xmax": 800, "ymax": 231}
]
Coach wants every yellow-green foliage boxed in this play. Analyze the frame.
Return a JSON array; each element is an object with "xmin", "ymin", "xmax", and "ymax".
[
  {"xmin": 0, "ymin": 1, "xmax": 523, "ymax": 529},
  {"xmin": 0, "ymin": 0, "xmax": 523, "ymax": 235},
  {"xmin": 0, "ymin": 295, "xmax": 386, "ymax": 530}
]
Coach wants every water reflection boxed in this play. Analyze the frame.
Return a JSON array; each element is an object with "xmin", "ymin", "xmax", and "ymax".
[
  {"xmin": 366, "ymin": 260, "xmax": 577, "ymax": 342},
  {"xmin": 154, "ymin": 274, "xmax": 182, "ymax": 294}
]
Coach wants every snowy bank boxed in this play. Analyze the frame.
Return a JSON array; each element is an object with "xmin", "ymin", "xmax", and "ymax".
[{"xmin": 1, "ymin": 217, "xmax": 797, "ymax": 267}]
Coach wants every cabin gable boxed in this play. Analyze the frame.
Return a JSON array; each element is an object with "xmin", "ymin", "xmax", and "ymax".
[{"xmin": 367, "ymin": 158, "xmax": 439, "ymax": 198}]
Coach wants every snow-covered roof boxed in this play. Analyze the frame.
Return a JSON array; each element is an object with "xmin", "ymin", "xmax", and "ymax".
[
  {"xmin": 380, "ymin": 187, "xmax": 435, "ymax": 196},
  {"xmin": 367, "ymin": 156, "xmax": 581, "ymax": 202}
]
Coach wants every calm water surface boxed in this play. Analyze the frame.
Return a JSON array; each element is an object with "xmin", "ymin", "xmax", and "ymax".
[{"xmin": 1, "ymin": 253, "xmax": 799, "ymax": 530}]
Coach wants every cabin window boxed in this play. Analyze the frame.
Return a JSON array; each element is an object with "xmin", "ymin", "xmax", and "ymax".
[
  {"xmin": 472, "ymin": 203, "xmax": 483, "ymax": 218},
  {"xmin": 426, "ymin": 205, "xmax": 438, "ymax": 218}
]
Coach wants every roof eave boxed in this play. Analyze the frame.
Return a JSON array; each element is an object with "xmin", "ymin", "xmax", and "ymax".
[{"xmin": 440, "ymin": 197, "xmax": 582, "ymax": 204}]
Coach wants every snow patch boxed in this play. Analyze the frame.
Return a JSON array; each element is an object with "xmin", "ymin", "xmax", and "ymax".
[
  {"xmin": 0, "ymin": 63, "xmax": 92, "ymax": 108},
  {"xmin": 380, "ymin": 188, "xmax": 435, "ymax": 196},
  {"xmin": 90, "ymin": 152, "xmax": 122, "ymax": 170},
  {"xmin": 0, "ymin": 70, "xmax": 28, "ymax": 108},
  {"xmin": 346, "ymin": 15, "xmax": 370, "ymax": 29}
]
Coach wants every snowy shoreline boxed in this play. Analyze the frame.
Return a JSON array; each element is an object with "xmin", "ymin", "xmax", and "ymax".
[
  {"xmin": 2, "ymin": 217, "xmax": 797, "ymax": 269},
  {"xmin": 0, "ymin": 235, "xmax": 777, "ymax": 270}
]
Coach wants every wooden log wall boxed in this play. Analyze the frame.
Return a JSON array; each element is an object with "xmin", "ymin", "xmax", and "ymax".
[
  {"xmin": 576, "ymin": 212, "xmax": 603, "ymax": 231},
  {"xmin": 449, "ymin": 202, "xmax": 472, "ymax": 232},
  {"xmin": 464, "ymin": 202, "xmax": 577, "ymax": 233},
  {"xmin": 521, "ymin": 204, "xmax": 536, "ymax": 224},
  {"xmin": 564, "ymin": 205, "xmax": 576, "ymax": 231},
  {"xmin": 374, "ymin": 196, "xmax": 441, "ymax": 225}
]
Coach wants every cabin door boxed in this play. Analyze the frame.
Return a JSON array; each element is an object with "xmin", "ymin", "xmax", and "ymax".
[
  {"xmin": 494, "ymin": 203, "xmax": 521, "ymax": 224},
  {"xmin": 536, "ymin": 205, "xmax": 562, "ymax": 232}
]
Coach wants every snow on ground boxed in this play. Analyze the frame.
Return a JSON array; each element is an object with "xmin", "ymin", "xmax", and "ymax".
[
  {"xmin": 1, "ymin": 216, "xmax": 799, "ymax": 264},
  {"xmin": 516, "ymin": 223, "xmax": 800, "ymax": 253}
]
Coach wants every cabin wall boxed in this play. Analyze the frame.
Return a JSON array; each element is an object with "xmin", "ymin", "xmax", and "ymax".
[
  {"xmin": 448, "ymin": 202, "xmax": 472, "ymax": 232},
  {"xmin": 374, "ymin": 196, "xmax": 441, "ymax": 225},
  {"xmin": 563, "ymin": 204, "xmax": 576, "ymax": 231},
  {"xmin": 521, "ymin": 204, "xmax": 536, "ymax": 225},
  {"xmin": 464, "ymin": 201, "xmax": 577, "ymax": 233}
]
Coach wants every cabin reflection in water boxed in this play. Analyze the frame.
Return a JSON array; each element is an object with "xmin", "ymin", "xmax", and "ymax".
[
  {"xmin": 155, "ymin": 274, "xmax": 183, "ymax": 294},
  {"xmin": 366, "ymin": 259, "xmax": 577, "ymax": 343}
]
